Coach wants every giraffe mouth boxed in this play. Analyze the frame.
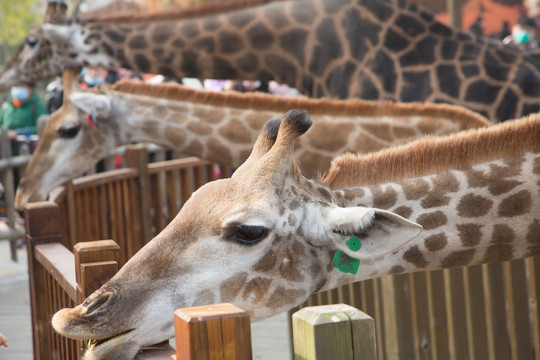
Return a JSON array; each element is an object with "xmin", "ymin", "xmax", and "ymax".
[{"xmin": 86, "ymin": 328, "xmax": 134, "ymax": 352}]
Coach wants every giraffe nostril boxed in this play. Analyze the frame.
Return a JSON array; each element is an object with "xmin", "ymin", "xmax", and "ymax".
[{"xmin": 85, "ymin": 292, "xmax": 112, "ymax": 314}]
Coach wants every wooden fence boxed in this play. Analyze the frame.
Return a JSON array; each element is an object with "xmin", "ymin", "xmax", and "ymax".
[{"xmin": 23, "ymin": 144, "xmax": 540, "ymax": 360}]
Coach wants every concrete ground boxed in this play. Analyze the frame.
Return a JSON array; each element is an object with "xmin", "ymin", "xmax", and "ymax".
[{"xmin": 0, "ymin": 240, "xmax": 291, "ymax": 360}]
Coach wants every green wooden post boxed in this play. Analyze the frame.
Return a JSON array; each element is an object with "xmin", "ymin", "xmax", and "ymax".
[{"xmin": 292, "ymin": 304, "xmax": 376, "ymax": 360}]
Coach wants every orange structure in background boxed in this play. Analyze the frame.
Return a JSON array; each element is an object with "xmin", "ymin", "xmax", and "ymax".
[{"xmin": 435, "ymin": 0, "xmax": 525, "ymax": 36}]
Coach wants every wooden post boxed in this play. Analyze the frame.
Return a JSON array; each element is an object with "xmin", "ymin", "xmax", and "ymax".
[
  {"xmin": 24, "ymin": 201, "xmax": 63, "ymax": 360},
  {"xmin": 447, "ymin": 0, "xmax": 463, "ymax": 30},
  {"xmin": 1, "ymin": 127, "xmax": 18, "ymax": 261},
  {"xmin": 292, "ymin": 304, "xmax": 377, "ymax": 360},
  {"xmin": 74, "ymin": 239, "xmax": 120, "ymax": 303},
  {"xmin": 125, "ymin": 144, "xmax": 152, "ymax": 244},
  {"xmin": 173, "ymin": 303, "xmax": 252, "ymax": 360}
]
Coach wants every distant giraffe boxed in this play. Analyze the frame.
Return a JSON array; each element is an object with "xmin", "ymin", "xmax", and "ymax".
[
  {"xmin": 3, "ymin": 0, "xmax": 540, "ymax": 121},
  {"xmin": 14, "ymin": 66, "xmax": 488, "ymax": 208},
  {"xmin": 51, "ymin": 110, "xmax": 540, "ymax": 360}
]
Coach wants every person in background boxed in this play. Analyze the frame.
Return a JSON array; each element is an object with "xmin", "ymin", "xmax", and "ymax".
[
  {"xmin": 0, "ymin": 82, "xmax": 47, "ymax": 144},
  {"xmin": 499, "ymin": 21, "xmax": 511, "ymax": 40},
  {"xmin": 468, "ymin": 16, "xmax": 484, "ymax": 36},
  {"xmin": 503, "ymin": 16, "xmax": 539, "ymax": 49}
]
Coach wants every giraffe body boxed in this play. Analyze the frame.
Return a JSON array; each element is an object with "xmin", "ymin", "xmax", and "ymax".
[
  {"xmin": 52, "ymin": 110, "xmax": 540, "ymax": 360},
  {"xmin": 3, "ymin": 0, "xmax": 540, "ymax": 121},
  {"xmin": 14, "ymin": 68, "xmax": 488, "ymax": 209}
]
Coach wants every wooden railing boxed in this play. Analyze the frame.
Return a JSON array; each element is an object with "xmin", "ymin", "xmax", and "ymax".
[{"xmin": 48, "ymin": 145, "xmax": 226, "ymax": 265}]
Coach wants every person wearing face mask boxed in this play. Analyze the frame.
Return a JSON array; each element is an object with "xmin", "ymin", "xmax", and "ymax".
[
  {"xmin": 503, "ymin": 16, "xmax": 539, "ymax": 50},
  {"xmin": 0, "ymin": 82, "xmax": 47, "ymax": 143}
]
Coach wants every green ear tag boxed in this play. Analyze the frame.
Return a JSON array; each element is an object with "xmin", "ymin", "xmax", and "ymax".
[
  {"xmin": 332, "ymin": 251, "xmax": 360, "ymax": 274},
  {"xmin": 332, "ymin": 237, "xmax": 362, "ymax": 274},
  {"xmin": 348, "ymin": 237, "xmax": 361, "ymax": 251}
]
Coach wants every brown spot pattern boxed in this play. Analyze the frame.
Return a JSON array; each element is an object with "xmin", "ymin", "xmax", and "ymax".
[
  {"xmin": 288, "ymin": 213, "xmax": 297, "ymax": 227},
  {"xmin": 441, "ymin": 249, "xmax": 475, "ymax": 268},
  {"xmin": 403, "ymin": 245, "xmax": 429, "ymax": 268},
  {"xmin": 457, "ymin": 194, "xmax": 493, "ymax": 217},
  {"xmin": 280, "ymin": 252, "xmax": 304, "ymax": 282},
  {"xmin": 457, "ymin": 223, "xmax": 483, "ymax": 246},
  {"xmin": 267, "ymin": 287, "xmax": 305, "ymax": 310},
  {"xmin": 482, "ymin": 245, "xmax": 513, "ymax": 263},
  {"xmin": 242, "ymin": 277, "xmax": 272, "ymax": 304},
  {"xmin": 164, "ymin": 126, "xmax": 187, "ymax": 145},
  {"xmin": 425, "ymin": 233, "xmax": 448, "ymax": 252},
  {"xmin": 254, "ymin": 250, "xmax": 277, "ymax": 272},
  {"xmin": 389, "ymin": 265, "xmax": 405, "ymax": 274},
  {"xmin": 498, "ymin": 190, "xmax": 532, "ymax": 217},
  {"xmin": 187, "ymin": 121, "xmax": 213, "ymax": 135},
  {"xmin": 206, "ymin": 140, "xmax": 232, "ymax": 165},
  {"xmin": 218, "ymin": 119, "xmax": 253, "ymax": 144},
  {"xmin": 492, "ymin": 224, "xmax": 515, "ymax": 243},
  {"xmin": 394, "ymin": 206, "xmax": 413, "ymax": 219},
  {"xmin": 220, "ymin": 272, "xmax": 248, "ymax": 301},
  {"xmin": 526, "ymin": 219, "xmax": 540, "ymax": 257},
  {"xmin": 466, "ymin": 161, "xmax": 522, "ymax": 196},
  {"xmin": 421, "ymin": 172, "xmax": 459, "ymax": 209},
  {"xmin": 309, "ymin": 122, "xmax": 355, "ymax": 152},
  {"xmin": 402, "ymin": 179, "xmax": 430, "ymax": 201},
  {"xmin": 371, "ymin": 186, "xmax": 398, "ymax": 210},
  {"xmin": 416, "ymin": 211, "xmax": 447, "ymax": 230}
]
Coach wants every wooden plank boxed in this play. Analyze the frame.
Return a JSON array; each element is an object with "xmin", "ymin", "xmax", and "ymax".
[
  {"xmin": 293, "ymin": 304, "xmax": 376, "ymax": 360},
  {"xmin": 411, "ymin": 272, "xmax": 431, "ymax": 360},
  {"xmin": 175, "ymin": 303, "xmax": 252, "ymax": 360},
  {"xmin": 125, "ymin": 145, "xmax": 152, "ymax": 244},
  {"xmin": 392, "ymin": 274, "xmax": 415, "ymax": 359},
  {"xmin": 507, "ymin": 259, "xmax": 533, "ymax": 359},
  {"xmin": 24, "ymin": 201, "xmax": 64, "ymax": 360},
  {"xmin": 529, "ymin": 257, "xmax": 540, "ymax": 358},
  {"xmin": 428, "ymin": 270, "xmax": 449, "ymax": 360},
  {"xmin": 484, "ymin": 262, "xmax": 510, "ymax": 360},
  {"xmin": 71, "ymin": 168, "xmax": 138, "ymax": 190},
  {"xmin": 148, "ymin": 157, "xmax": 212, "ymax": 174},
  {"xmin": 74, "ymin": 240, "xmax": 120, "ymax": 302},
  {"xmin": 34, "ymin": 243, "xmax": 77, "ymax": 301},
  {"xmin": 463, "ymin": 265, "xmax": 489, "ymax": 359},
  {"xmin": 448, "ymin": 268, "xmax": 469, "ymax": 360}
]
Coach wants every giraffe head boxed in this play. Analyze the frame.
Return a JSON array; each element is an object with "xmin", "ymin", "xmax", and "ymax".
[
  {"xmin": 0, "ymin": 1, "xmax": 91, "ymax": 91},
  {"xmin": 14, "ymin": 65, "xmax": 117, "ymax": 208},
  {"xmin": 52, "ymin": 110, "xmax": 421, "ymax": 360}
]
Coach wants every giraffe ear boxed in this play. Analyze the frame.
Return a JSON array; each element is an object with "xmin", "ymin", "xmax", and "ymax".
[
  {"xmin": 325, "ymin": 207, "xmax": 422, "ymax": 259},
  {"xmin": 69, "ymin": 92, "xmax": 111, "ymax": 118}
]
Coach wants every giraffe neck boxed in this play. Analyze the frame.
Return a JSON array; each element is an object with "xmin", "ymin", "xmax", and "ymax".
[
  {"xmin": 67, "ymin": 0, "xmax": 540, "ymax": 121},
  {"xmin": 102, "ymin": 82, "xmax": 488, "ymax": 171},
  {"xmin": 320, "ymin": 117, "xmax": 540, "ymax": 290}
]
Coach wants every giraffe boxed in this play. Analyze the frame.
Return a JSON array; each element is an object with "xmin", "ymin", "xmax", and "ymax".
[
  {"xmin": 14, "ymin": 66, "xmax": 489, "ymax": 209},
  {"xmin": 51, "ymin": 110, "xmax": 540, "ymax": 360},
  {"xmin": 3, "ymin": 0, "xmax": 540, "ymax": 122}
]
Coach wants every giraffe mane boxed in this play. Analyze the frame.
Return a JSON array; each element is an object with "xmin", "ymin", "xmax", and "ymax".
[
  {"xmin": 83, "ymin": 0, "xmax": 285, "ymax": 23},
  {"xmin": 110, "ymin": 80, "xmax": 490, "ymax": 128},
  {"xmin": 322, "ymin": 114, "xmax": 540, "ymax": 189}
]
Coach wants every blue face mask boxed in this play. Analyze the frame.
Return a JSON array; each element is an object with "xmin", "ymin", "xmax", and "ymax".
[
  {"xmin": 84, "ymin": 75, "xmax": 105, "ymax": 87},
  {"xmin": 11, "ymin": 86, "xmax": 30, "ymax": 102},
  {"xmin": 513, "ymin": 29, "xmax": 532, "ymax": 44}
]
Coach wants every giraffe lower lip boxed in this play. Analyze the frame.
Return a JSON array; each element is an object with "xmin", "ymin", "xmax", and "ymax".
[{"xmin": 87, "ymin": 329, "xmax": 134, "ymax": 351}]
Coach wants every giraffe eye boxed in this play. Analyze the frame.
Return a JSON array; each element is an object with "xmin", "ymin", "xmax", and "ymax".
[
  {"xmin": 226, "ymin": 225, "xmax": 269, "ymax": 246},
  {"xmin": 26, "ymin": 36, "xmax": 38, "ymax": 48},
  {"xmin": 57, "ymin": 123, "xmax": 81, "ymax": 139}
]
